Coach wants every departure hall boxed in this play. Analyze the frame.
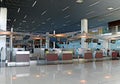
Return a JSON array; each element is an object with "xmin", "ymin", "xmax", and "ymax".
[{"xmin": 1, "ymin": 0, "xmax": 120, "ymax": 84}]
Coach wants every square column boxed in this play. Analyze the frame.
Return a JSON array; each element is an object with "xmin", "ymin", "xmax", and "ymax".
[
  {"xmin": 0, "ymin": 8, "xmax": 7, "ymax": 60},
  {"xmin": 81, "ymin": 19, "xmax": 88, "ymax": 49},
  {"xmin": 45, "ymin": 32, "xmax": 50, "ymax": 49}
]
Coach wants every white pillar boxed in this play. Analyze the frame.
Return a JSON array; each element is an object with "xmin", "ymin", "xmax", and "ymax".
[
  {"xmin": 53, "ymin": 30, "xmax": 55, "ymax": 49},
  {"xmin": 45, "ymin": 32, "xmax": 49, "ymax": 49},
  {"xmin": 10, "ymin": 28, "xmax": 13, "ymax": 61},
  {"xmin": 115, "ymin": 26, "xmax": 118, "ymax": 32},
  {"xmin": 0, "ymin": 8, "xmax": 7, "ymax": 60},
  {"xmin": 81, "ymin": 19, "xmax": 88, "ymax": 49},
  {"xmin": 102, "ymin": 39, "xmax": 109, "ymax": 56}
]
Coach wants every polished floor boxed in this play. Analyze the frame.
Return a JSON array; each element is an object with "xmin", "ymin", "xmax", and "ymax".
[{"xmin": 0, "ymin": 60, "xmax": 120, "ymax": 84}]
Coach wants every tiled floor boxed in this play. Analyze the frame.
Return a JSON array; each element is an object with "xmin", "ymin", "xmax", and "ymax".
[{"xmin": 0, "ymin": 60, "xmax": 120, "ymax": 84}]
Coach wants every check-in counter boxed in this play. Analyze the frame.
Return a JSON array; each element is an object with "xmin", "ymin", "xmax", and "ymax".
[
  {"xmin": 84, "ymin": 50, "xmax": 93, "ymax": 59},
  {"xmin": 61, "ymin": 51, "xmax": 73, "ymax": 63},
  {"xmin": 16, "ymin": 51, "xmax": 30, "ymax": 66},
  {"xmin": 112, "ymin": 51, "xmax": 118, "ymax": 58},
  {"xmin": 95, "ymin": 51, "xmax": 103, "ymax": 58},
  {"xmin": 62, "ymin": 51, "xmax": 73, "ymax": 60},
  {"xmin": 46, "ymin": 53, "xmax": 58, "ymax": 61}
]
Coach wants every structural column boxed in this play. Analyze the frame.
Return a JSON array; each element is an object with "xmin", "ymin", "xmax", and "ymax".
[
  {"xmin": 0, "ymin": 8, "xmax": 7, "ymax": 60},
  {"xmin": 102, "ymin": 39, "xmax": 109, "ymax": 56},
  {"xmin": 81, "ymin": 19, "xmax": 88, "ymax": 49},
  {"xmin": 45, "ymin": 32, "xmax": 49, "ymax": 49},
  {"xmin": 53, "ymin": 30, "xmax": 55, "ymax": 49},
  {"xmin": 10, "ymin": 28, "xmax": 13, "ymax": 61}
]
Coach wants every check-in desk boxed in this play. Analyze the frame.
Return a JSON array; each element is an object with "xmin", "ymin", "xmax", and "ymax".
[
  {"xmin": 45, "ymin": 52, "xmax": 58, "ymax": 64},
  {"xmin": 95, "ymin": 51, "xmax": 103, "ymax": 58},
  {"xmin": 112, "ymin": 51, "xmax": 119, "ymax": 59},
  {"xmin": 16, "ymin": 51, "xmax": 30, "ymax": 66},
  {"xmin": 61, "ymin": 51, "xmax": 73, "ymax": 63},
  {"xmin": 84, "ymin": 50, "xmax": 93, "ymax": 59}
]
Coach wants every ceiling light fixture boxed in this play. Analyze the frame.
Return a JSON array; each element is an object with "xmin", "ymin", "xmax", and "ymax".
[
  {"xmin": 76, "ymin": 0, "xmax": 83, "ymax": 3},
  {"xmin": 107, "ymin": 7, "xmax": 114, "ymax": 10},
  {"xmin": 62, "ymin": 6, "xmax": 70, "ymax": 11},
  {"xmin": 41, "ymin": 10, "xmax": 47, "ymax": 16},
  {"xmin": 65, "ymin": 20, "xmax": 71, "ymax": 23},
  {"xmin": 32, "ymin": 1, "xmax": 37, "ymax": 7},
  {"xmin": 14, "ymin": 19, "xmax": 16, "ymax": 22},
  {"xmin": 46, "ymin": 18, "xmax": 51, "ymax": 21},
  {"xmin": 17, "ymin": 8, "xmax": 20, "ymax": 13},
  {"xmin": 89, "ymin": 1, "xmax": 100, "ymax": 7},
  {"xmin": 64, "ymin": 15, "xmax": 70, "ymax": 18},
  {"xmin": 24, "ymin": 15, "xmax": 27, "ymax": 19},
  {"xmin": 7, "ymin": 19, "xmax": 11, "ymax": 21},
  {"xmin": 86, "ymin": 11, "xmax": 95, "ymax": 15}
]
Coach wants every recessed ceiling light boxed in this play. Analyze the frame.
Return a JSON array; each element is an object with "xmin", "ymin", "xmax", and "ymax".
[
  {"xmin": 64, "ymin": 15, "xmax": 70, "ymax": 18},
  {"xmin": 24, "ymin": 15, "xmax": 27, "ymax": 19},
  {"xmin": 32, "ymin": 1, "xmax": 37, "ymax": 7},
  {"xmin": 41, "ymin": 10, "xmax": 47, "ymax": 16},
  {"xmin": 62, "ymin": 6, "xmax": 70, "ymax": 11},
  {"xmin": 46, "ymin": 18, "xmax": 51, "ymax": 21},
  {"xmin": 76, "ymin": 0, "xmax": 83, "ymax": 3},
  {"xmin": 86, "ymin": 11, "xmax": 95, "ymax": 15},
  {"xmin": 17, "ymin": 8, "xmax": 20, "ymax": 13},
  {"xmin": 107, "ymin": 7, "xmax": 114, "ymax": 10},
  {"xmin": 65, "ymin": 20, "xmax": 71, "ymax": 23},
  {"xmin": 14, "ymin": 19, "xmax": 16, "ymax": 22},
  {"xmin": 88, "ymin": 1, "xmax": 100, "ymax": 7}
]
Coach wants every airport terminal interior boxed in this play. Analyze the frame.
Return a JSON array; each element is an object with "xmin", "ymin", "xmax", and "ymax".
[{"xmin": 1, "ymin": 0, "xmax": 120, "ymax": 84}]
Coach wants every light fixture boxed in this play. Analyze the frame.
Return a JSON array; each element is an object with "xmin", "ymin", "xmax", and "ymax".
[
  {"xmin": 55, "ymin": 34, "xmax": 67, "ymax": 37},
  {"xmin": 74, "ymin": 31, "xmax": 94, "ymax": 38},
  {"xmin": 17, "ymin": 8, "xmax": 20, "ymax": 13},
  {"xmin": 62, "ymin": 6, "xmax": 70, "ymax": 11},
  {"xmin": 76, "ymin": 0, "xmax": 83, "ymax": 3},
  {"xmin": 0, "ymin": 31, "xmax": 12, "ymax": 35},
  {"xmin": 41, "ymin": 10, "xmax": 47, "ymax": 16},
  {"xmin": 32, "ymin": 1, "xmax": 37, "ymax": 7},
  {"xmin": 88, "ymin": 1, "xmax": 100, "ymax": 7},
  {"xmin": 107, "ymin": 7, "xmax": 114, "ymax": 10},
  {"xmin": 32, "ymin": 36, "xmax": 43, "ymax": 40}
]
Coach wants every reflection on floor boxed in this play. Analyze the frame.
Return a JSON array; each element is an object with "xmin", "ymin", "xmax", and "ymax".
[{"xmin": 0, "ymin": 60, "xmax": 120, "ymax": 84}]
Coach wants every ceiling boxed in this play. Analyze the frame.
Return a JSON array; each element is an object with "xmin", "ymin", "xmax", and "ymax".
[{"xmin": 1, "ymin": 0, "xmax": 120, "ymax": 34}]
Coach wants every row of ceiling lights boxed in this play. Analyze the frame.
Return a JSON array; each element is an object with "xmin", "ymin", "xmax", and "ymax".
[{"xmin": 8, "ymin": 0, "xmax": 116, "ymax": 32}]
